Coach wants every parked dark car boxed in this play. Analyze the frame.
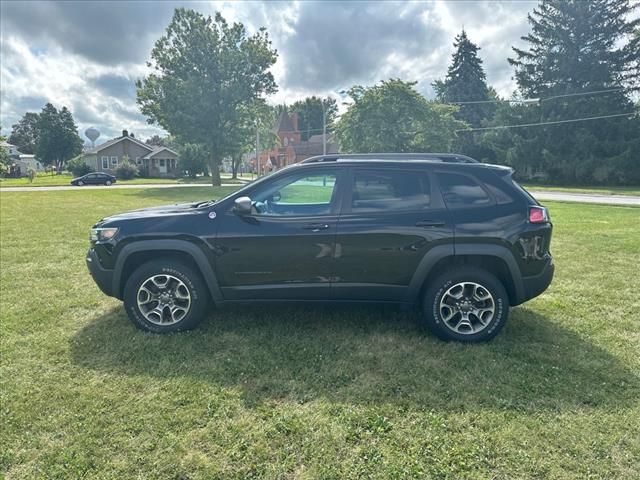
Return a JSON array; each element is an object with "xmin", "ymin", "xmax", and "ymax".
[
  {"xmin": 86, "ymin": 153, "xmax": 553, "ymax": 342},
  {"xmin": 71, "ymin": 172, "xmax": 116, "ymax": 186}
]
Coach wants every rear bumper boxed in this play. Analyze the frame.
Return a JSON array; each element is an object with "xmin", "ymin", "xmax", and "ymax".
[
  {"xmin": 86, "ymin": 248, "xmax": 116, "ymax": 297},
  {"xmin": 518, "ymin": 256, "xmax": 554, "ymax": 304}
]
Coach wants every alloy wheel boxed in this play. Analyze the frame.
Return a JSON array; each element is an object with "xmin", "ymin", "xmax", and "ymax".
[
  {"xmin": 136, "ymin": 274, "xmax": 192, "ymax": 325},
  {"xmin": 438, "ymin": 282, "xmax": 495, "ymax": 335}
]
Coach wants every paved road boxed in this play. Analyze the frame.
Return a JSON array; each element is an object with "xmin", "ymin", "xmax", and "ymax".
[
  {"xmin": 529, "ymin": 190, "xmax": 640, "ymax": 206},
  {"xmin": 1, "ymin": 183, "xmax": 639, "ymax": 206},
  {"xmin": 0, "ymin": 183, "xmax": 243, "ymax": 192}
]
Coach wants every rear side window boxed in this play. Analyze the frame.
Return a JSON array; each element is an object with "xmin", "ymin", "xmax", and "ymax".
[
  {"xmin": 351, "ymin": 169, "xmax": 431, "ymax": 212},
  {"xmin": 436, "ymin": 172, "xmax": 491, "ymax": 207}
]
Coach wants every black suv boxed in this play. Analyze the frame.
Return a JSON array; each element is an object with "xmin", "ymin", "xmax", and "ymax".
[{"xmin": 86, "ymin": 154, "xmax": 553, "ymax": 342}]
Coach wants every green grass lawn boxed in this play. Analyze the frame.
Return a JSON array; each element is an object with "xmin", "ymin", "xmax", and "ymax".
[
  {"xmin": 0, "ymin": 173, "xmax": 250, "ymax": 187},
  {"xmin": 1, "ymin": 187, "xmax": 639, "ymax": 479}
]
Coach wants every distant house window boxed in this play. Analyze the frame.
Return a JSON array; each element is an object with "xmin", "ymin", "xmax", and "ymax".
[
  {"xmin": 111, "ymin": 156, "xmax": 118, "ymax": 166},
  {"xmin": 101, "ymin": 156, "xmax": 109, "ymax": 169},
  {"xmin": 284, "ymin": 137, "xmax": 289, "ymax": 146},
  {"xmin": 159, "ymin": 159, "xmax": 165, "ymax": 167},
  {"xmin": 135, "ymin": 157, "xmax": 142, "ymax": 165}
]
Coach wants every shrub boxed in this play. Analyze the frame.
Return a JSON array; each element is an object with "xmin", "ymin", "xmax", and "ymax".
[
  {"xmin": 115, "ymin": 156, "xmax": 138, "ymax": 180},
  {"xmin": 67, "ymin": 156, "xmax": 94, "ymax": 177}
]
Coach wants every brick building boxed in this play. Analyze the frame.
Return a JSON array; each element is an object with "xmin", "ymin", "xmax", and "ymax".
[{"xmin": 253, "ymin": 112, "xmax": 338, "ymax": 172}]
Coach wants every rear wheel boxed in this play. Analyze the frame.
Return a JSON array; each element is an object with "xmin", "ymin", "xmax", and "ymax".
[
  {"xmin": 123, "ymin": 260, "xmax": 210, "ymax": 333},
  {"xmin": 422, "ymin": 267, "xmax": 509, "ymax": 342}
]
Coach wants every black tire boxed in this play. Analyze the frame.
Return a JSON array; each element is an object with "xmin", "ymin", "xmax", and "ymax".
[
  {"xmin": 105, "ymin": 180, "xmax": 112, "ymax": 186},
  {"xmin": 78, "ymin": 180, "xmax": 84, "ymax": 186},
  {"xmin": 421, "ymin": 267, "xmax": 509, "ymax": 342},
  {"xmin": 123, "ymin": 260, "xmax": 210, "ymax": 333}
]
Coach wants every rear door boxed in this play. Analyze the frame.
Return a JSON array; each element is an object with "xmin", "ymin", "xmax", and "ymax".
[{"xmin": 332, "ymin": 166, "xmax": 454, "ymax": 302}]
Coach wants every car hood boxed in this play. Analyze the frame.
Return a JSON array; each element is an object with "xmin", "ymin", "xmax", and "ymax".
[{"xmin": 96, "ymin": 200, "xmax": 216, "ymax": 224}]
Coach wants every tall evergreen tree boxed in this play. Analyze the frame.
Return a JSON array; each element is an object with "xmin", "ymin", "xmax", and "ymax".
[
  {"xmin": 503, "ymin": 0, "xmax": 640, "ymax": 185},
  {"xmin": 434, "ymin": 30, "xmax": 494, "ymax": 127}
]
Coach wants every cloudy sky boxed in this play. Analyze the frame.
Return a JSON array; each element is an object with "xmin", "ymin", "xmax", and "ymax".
[{"xmin": 1, "ymin": 0, "xmax": 537, "ymax": 144}]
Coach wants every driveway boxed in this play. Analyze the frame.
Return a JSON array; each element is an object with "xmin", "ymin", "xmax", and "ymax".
[{"xmin": 1, "ymin": 183, "xmax": 639, "ymax": 206}]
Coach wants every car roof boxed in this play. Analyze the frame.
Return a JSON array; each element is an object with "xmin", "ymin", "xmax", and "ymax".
[{"xmin": 296, "ymin": 153, "xmax": 512, "ymax": 174}]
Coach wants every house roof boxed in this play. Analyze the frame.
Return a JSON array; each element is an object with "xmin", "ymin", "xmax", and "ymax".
[
  {"xmin": 274, "ymin": 112, "xmax": 296, "ymax": 134},
  {"xmin": 142, "ymin": 146, "xmax": 179, "ymax": 159},
  {"xmin": 85, "ymin": 135, "xmax": 153, "ymax": 154}
]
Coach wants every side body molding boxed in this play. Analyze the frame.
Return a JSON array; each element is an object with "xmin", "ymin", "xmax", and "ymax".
[
  {"xmin": 405, "ymin": 243, "xmax": 525, "ymax": 305},
  {"xmin": 112, "ymin": 239, "xmax": 223, "ymax": 303}
]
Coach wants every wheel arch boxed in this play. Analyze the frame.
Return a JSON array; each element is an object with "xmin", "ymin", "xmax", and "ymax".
[
  {"xmin": 113, "ymin": 240, "xmax": 223, "ymax": 304},
  {"xmin": 407, "ymin": 244, "xmax": 525, "ymax": 306}
]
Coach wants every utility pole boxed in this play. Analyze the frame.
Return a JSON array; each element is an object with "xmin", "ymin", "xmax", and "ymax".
[
  {"xmin": 255, "ymin": 124, "xmax": 260, "ymax": 177},
  {"xmin": 321, "ymin": 101, "xmax": 327, "ymax": 155}
]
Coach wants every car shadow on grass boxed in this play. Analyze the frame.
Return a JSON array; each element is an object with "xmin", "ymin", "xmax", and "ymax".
[{"xmin": 70, "ymin": 304, "xmax": 639, "ymax": 412}]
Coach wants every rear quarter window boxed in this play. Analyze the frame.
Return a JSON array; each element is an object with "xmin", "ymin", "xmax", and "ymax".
[{"xmin": 436, "ymin": 172, "xmax": 492, "ymax": 208}]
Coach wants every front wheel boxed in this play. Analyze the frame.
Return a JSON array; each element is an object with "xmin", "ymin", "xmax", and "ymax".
[
  {"xmin": 123, "ymin": 260, "xmax": 210, "ymax": 333},
  {"xmin": 78, "ymin": 180, "xmax": 84, "ymax": 186},
  {"xmin": 422, "ymin": 267, "xmax": 509, "ymax": 342},
  {"xmin": 105, "ymin": 180, "xmax": 112, "ymax": 186}
]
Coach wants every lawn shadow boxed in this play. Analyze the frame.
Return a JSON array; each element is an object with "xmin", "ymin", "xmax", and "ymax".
[{"xmin": 70, "ymin": 304, "xmax": 639, "ymax": 412}]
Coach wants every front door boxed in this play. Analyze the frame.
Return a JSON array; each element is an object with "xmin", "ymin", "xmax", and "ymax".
[
  {"xmin": 333, "ymin": 167, "xmax": 454, "ymax": 302},
  {"xmin": 215, "ymin": 168, "xmax": 345, "ymax": 300}
]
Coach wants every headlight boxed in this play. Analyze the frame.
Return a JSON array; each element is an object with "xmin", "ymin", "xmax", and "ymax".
[{"xmin": 90, "ymin": 227, "xmax": 119, "ymax": 242}]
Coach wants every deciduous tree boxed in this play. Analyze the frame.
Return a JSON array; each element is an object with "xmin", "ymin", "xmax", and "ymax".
[
  {"xmin": 137, "ymin": 8, "xmax": 278, "ymax": 186},
  {"xmin": 336, "ymin": 79, "xmax": 466, "ymax": 153},
  {"xmin": 9, "ymin": 112, "xmax": 40, "ymax": 154}
]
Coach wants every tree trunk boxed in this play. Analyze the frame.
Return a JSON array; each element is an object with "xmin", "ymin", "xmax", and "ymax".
[
  {"xmin": 210, "ymin": 154, "xmax": 221, "ymax": 186},
  {"xmin": 231, "ymin": 153, "xmax": 240, "ymax": 179}
]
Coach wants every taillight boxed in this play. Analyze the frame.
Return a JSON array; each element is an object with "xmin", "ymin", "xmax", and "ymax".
[{"xmin": 529, "ymin": 206, "xmax": 549, "ymax": 223}]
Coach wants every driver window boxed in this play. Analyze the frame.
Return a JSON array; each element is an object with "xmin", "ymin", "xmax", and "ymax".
[{"xmin": 252, "ymin": 172, "xmax": 338, "ymax": 216}]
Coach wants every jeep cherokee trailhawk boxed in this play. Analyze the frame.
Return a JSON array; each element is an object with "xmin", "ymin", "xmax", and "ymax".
[{"xmin": 86, "ymin": 153, "xmax": 554, "ymax": 342}]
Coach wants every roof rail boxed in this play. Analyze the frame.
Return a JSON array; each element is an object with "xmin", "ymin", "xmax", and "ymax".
[{"xmin": 300, "ymin": 153, "xmax": 478, "ymax": 164}]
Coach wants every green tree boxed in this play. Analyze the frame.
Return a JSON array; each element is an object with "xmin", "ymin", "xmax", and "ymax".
[
  {"xmin": 178, "ymin": 143, "xmax": 209, "ymax": 178},
  {"xmin": 505, "ymin": 0, "xmax": 640, "ymax": 185},
  {"xmin": 228, "ymin": 100, "xmax": 279, "ymax": 178},
  {"xmin": 434, "ymin": 30, "xmax": 494, "ymax": 127},
  {"xmin": 36, "ymin": 103, "xmax": 83, "ymax": 171},
  {"xmin": 9, "ymin": 112, "xmax": 40, "ymax": 154},
  {"xmin": 67, "ymin": 155, "xmax": 94, "ymax": 177},
  {"xmin": 290, "ymin": 96, "xmax": 338, "ymax": 141},
  {"xmin": 0, "ymin": 130, "xmax": 12, "ymax": 174},
  {"xmin": 336, "ymin": 79, "xmax": 466, "ymax": 153},
  {"xmin": 137, "ymin": 8, "xmax": 278, "ymax": 186}
]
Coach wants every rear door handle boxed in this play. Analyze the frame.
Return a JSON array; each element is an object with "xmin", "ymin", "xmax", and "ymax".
[
  {"xmin": 415, "ymin": 221, "xmax": 446, "ymax": 227},
  {"xmin": 303, "ymin": 223, "xmax": 330, "ymax": 231}
]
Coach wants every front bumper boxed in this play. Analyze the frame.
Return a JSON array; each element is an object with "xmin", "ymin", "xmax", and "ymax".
[
  {"xmin": 86, "ymin": 248, "xmax": 115, "ymax": 297},
  {"xmin": 520, "ymin": 256, "xmax": 554, "ymax": 304}
]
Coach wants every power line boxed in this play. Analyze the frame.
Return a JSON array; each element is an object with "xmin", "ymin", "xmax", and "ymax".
[
  {"xmin": 455, "ymin": 111, "xmax": 636, "ymax": 133},
  {"xmin": 447, "ymin": 87, "xmax": 625, "ymax": 105}
]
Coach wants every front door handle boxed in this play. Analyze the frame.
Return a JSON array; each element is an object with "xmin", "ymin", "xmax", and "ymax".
[
  {"xmin": 415, "ymin": 220, "xmax": 445, "ymax": 227},
  {"xmin": 303, "ymin": 223, "xmax": 330, "ymax": 232}
]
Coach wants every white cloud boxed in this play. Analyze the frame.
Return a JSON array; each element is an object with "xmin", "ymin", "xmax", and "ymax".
[{"xmin": 1, "ymin": 0, "xmax": 540, "ymax": 142}]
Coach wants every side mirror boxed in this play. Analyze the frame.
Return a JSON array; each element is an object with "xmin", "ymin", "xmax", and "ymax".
[{"xmin": 233, "ymin": 196, "xmax": 252, "ymax": 215}]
